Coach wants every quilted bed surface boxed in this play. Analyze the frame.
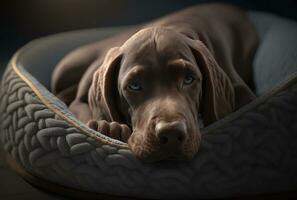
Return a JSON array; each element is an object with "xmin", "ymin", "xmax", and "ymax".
[{"xmin": 1, "ymin": 12, "xmax": 297, "ymax": 199}]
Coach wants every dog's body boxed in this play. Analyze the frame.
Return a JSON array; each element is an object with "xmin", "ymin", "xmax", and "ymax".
[{"xmin": 51, "ymin": 4, "xmax": 258, "ymax": 161}]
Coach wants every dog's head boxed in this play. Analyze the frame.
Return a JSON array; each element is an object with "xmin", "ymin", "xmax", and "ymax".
[{"xmin": 88, "ymin": 27, "xmax": 234, "ymax": 162}]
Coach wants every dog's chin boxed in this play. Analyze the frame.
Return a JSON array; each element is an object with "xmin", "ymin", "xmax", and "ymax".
[
  {"xmin": 139, "ymin": 150, "xmax": 199, "ymax": 163},
  {"xmin": 128, "ymin": 131, "xmax": 200, "ymax": 163},
  {"xmin": 132, "ymin": 146, "xmax": 199, "ymax": 163}
]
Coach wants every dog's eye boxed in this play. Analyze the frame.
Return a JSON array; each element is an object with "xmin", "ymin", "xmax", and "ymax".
[
  {"xmin": 128, "ymin": 81, "xmax": 142, "ymax": 91},
  {"xmin": 183, "ymin": 74, "xmax": 195, "ymax": 85}
]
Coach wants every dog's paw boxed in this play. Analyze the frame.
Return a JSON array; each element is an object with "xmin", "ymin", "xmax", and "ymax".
[{"xmin": 87, "ymin": 120, "xmax": 131, "ymax": 142}]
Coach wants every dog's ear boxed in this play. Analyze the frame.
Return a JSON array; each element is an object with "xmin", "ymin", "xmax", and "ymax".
[
  {"xmin": 88, "ymin": 47, "xmax": 123, "ymax": 122},
  {"xmin": 186, "ymin": 39, "xmax": 235, "ymax": 125}
]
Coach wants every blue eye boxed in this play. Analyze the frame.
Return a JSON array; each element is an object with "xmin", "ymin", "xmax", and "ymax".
[
  {"xmin": 183, "ymin": 74, "xmax": 195, "ymax": 85},
  {"xmin": 128, "ymin": 81, "xmax": 142, "ymax": 91}
]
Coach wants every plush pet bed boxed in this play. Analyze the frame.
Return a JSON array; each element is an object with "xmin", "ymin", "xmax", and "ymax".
[{"xmin": 1, "ymin": 12, "xmax": 297, "ymax": 199}]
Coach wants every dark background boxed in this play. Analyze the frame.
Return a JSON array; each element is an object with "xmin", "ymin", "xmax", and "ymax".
[{"xmin": 1, "ymin": 0, "xmax": 297, "ymax": 72}]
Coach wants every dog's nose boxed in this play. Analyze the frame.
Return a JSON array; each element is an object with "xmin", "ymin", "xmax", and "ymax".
[{"xmin": 155, "ymin": 121, "xmax": 187, "ymax": 148}]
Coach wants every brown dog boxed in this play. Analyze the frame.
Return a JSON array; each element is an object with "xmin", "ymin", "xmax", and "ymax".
[{"xmin": 51, "ymin": 4, "xmax": 258, "ymax": 161}]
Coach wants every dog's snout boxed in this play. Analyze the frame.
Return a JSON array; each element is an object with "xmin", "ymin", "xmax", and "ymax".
[
  {"xmin": 129, "ymin": 118, "xmax": 199, "ymax": 162},
  {"xmin": 155, "ymin": 121, "xmax": 187, "ymax": 148}
]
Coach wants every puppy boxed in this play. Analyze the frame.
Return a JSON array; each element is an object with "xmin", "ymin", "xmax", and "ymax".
[{"xmin": 52, "ymin": 4, "xmax": 258, "ymax": 161}]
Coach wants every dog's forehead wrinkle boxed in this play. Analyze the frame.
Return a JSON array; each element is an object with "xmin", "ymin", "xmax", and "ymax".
[{"xmin": 167, "ymin": 58, "xmax": 190, "ymax": 68}]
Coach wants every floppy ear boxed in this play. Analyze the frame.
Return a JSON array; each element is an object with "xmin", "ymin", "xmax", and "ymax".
[
  {"xmin": 88, "ymin": 47, "xmax": 123, "ymax": 122},
  {"xmin": 187, "ymin": 40, "xmax": 235, "ymax": 125}
]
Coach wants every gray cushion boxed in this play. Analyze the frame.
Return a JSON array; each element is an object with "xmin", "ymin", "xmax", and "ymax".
[{"xmin": 249, "ymin": 12, "xmax": 297, "ymax": 95}]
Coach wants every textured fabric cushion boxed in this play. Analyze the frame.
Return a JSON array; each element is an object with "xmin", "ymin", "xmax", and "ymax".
[{"xmin": 249, "ymin": 12, "xmax": 297, "ymax": 95}]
